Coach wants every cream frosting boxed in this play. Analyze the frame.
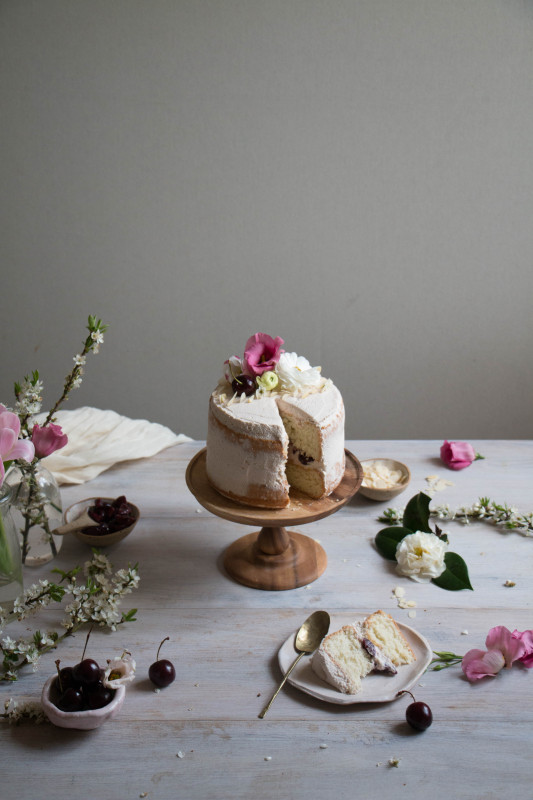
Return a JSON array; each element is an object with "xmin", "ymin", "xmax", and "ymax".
[{"xmin": 206, "ymin": 381, "xmax": 344, "ymax": 506}]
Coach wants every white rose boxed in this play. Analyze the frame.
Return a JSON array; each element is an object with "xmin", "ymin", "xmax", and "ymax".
[
  {"xmin": 275, "ymin": 352, "xmax": 324, "ymax": 391},
  {"xmin": 395, "ymin": 531, "xmax": 447, "ymax": 583}
]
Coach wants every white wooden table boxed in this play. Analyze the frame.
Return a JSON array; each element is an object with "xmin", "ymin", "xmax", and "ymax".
[{"xmin": 2, "ymin": 440, "xmax": 532, "ymax": 800}]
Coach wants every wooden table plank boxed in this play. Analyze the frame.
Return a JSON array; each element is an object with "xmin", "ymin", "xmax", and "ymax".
[{"xmin": 1, "ymin": 439, "xmax": 532, "ymax": 799}]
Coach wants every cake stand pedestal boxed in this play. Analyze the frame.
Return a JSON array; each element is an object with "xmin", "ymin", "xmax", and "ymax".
[{"xmin": 185, "ymin": 448, "xmax": 363, "ymax": 591}]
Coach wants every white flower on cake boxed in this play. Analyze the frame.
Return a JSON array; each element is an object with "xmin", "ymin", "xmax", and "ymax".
[
  {"xmin": 275, "ymin": 352, "xmax": 324, "ymax": 392},
  {"xmin": 103, "ymin": 652, "xmax": 136, "ymax": 688},
  {"xmin": 395, "ymin": 531, "xmax": 447, "ymax": 583}
]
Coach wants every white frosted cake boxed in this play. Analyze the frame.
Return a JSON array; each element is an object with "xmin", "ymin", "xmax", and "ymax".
[
  {"xmin": 311, "ymin": 611, "xmax": 416, "ymax": 695},
  {"xmin": 206, "ymin": 333, "xmax": 345, "ymax": 508}
]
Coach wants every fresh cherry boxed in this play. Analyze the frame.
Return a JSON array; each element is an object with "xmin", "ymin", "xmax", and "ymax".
[
  {"xmin": 398, "ymin": 690, "xmax": 433, "ymax": 731},
  {"xmin": 149, "ymin": 637, "xmax": 176, "ymax": 688},
  {"xmin": 231, "ymin": 374, "xmax": 256, "ymax": 397},
  {"xmin": 58, "ymin": 687, "xmax": 84, "ymax": 712},
  {"xmin": 58, "ymin": 665, "xmax": 77, "ymax": 690},
  {"xmin": 72, "ymin": 658, "xmax": 101, "ymax": 686},
  {"xmin": 86, "ymin": 686, "xmax": 114, "ymax": 709}
]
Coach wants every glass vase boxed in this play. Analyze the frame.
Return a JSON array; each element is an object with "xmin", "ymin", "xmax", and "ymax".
[
  {"xmin": 0, "ymin": 483, "xmax": 24, "ymax": 610},
  {"xmin": 6, "ymin": 463, "xmax": 63, "ymax": 567}
]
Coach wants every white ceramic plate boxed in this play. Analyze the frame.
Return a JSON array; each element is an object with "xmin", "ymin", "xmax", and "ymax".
[{"xmin": 277, "ymin": 614, "xmax": 432, "ymax": 705}]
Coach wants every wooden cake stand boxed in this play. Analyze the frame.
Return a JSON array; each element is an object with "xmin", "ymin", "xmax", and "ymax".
[{"xmin": 185, "ymin": 448, "xmax": 363, "ymax": 591}]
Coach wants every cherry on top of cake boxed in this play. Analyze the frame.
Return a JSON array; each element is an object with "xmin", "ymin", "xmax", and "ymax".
[{"xmin": 216, "ymin": 332, "xmax": 333, "ymax": 406}]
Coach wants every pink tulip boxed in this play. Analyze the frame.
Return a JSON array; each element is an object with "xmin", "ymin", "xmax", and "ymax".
[
  {"xmin": 512, "ymin": 629, "xmax": 533, "ymax": 668},
  {"xmin": 31, "ymin": 422, "xmax": 68, "ymax": 459},
  {"xmin": 440, "ymin": 440, "xmax": 477, "ymax": 470},
  {"xmin": 243, "ymin": 333, "xmax": 284, "ymax": 376},
  {"xmin": 0, "ymin": 406, "xmax": 35, "ymax": 484},
  {"xmin": 462, "ymin": 626, "xmax": 526, "ymax": 681}
]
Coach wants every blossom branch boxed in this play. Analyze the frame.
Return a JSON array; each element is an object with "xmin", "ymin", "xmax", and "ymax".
[
  {"xmin": 0, "ymin": 552, "xmax": 139, "ymax": 682},
  {"xmin": 379, "ymin": 497, "xmax": 533, "ymax": 538}
]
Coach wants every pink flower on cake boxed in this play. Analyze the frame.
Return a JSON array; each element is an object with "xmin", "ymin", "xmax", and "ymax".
[
  {"xmin": 0, "ymin": 405, "xmax": 35, "ymax": 484},
  {"xmin": 512, "ymin": 629, "xmax": 533, "ymax": 668},
  {"xmin": 440, "ymin": 440, "xmax": 483, "ymax": 470},
  {"xmin": 243, "ymin": 333, "xmax": 284, "ymax": 376},
  {"xmin": 461, "ymin": 626, "xmax": 526, "ymax": 681},
  {"xmin": 31, "ymin": 422, "xmax": 68, "ymax": 458}
]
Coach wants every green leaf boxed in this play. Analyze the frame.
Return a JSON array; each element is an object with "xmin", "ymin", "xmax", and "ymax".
[
  {"xmin": 403, "ymin": 492, "xmax": 432, "ymax": 533},
  {"xmin": 431, "ymin": 552, "xmax": 473, "ymax": 591},
  {"xmin": 375, "ymin": 526, "xmax": 412, "ymax": 560}
]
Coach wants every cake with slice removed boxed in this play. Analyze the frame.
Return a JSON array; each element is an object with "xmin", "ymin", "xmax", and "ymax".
[{"xmin": 206, "ymin": 333, "xmax": 345, "ymax": 508}]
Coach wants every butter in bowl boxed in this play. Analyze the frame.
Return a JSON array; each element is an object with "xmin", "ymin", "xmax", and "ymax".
[{"xmin": 359, "ymin": 459, "xmax": 411, "ymax": 501}]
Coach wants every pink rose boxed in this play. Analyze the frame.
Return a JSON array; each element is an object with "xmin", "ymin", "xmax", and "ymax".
[
  {"xmin": 243, "ymin": 333, "xmax": 284, "ymax": 376},
  {"xmin": 440, "ymin": 440, "xmax": 478, "ymax": 470},
  {"xmin": 31, "ymin": 422, "xmax": 68, "ymax": 458},
  {"xmin": 512, "ymin": 629, "xmax": 533, "ymax": 668}
]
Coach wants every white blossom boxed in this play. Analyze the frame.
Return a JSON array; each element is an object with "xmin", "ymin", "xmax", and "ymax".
[
  {"xmin": 103, "ymin": 653, "xmax": 136, "ymax": 688},
  {"xmin": 91, "ymin": 330, "xmax": 104, "ymax": 345}
]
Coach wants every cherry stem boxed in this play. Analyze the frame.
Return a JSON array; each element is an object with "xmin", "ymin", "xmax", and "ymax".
[
  {"xmin": 81, "ymin": 624, "xmax": 94, "ymax": 661},
  {"xmin": 156, "ymin": 637, "xmax": 170, "ymax": 661},
  {"xmin": 397, "ymin": 690, "xmax": 416, "ymax": 703},
  {"xmin": 55, "ymin": 659, "xmax": 62, "ymax": 693}
]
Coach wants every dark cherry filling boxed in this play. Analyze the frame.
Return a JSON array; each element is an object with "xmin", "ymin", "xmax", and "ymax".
[{"xmin": 292, "ymin": 447, "xmax": 314, "ymax": 466}]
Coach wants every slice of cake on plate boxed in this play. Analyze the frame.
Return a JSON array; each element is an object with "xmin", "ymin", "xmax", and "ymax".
[{"xmin": 311, "ymin": 611, "xmax": 416, "ymax": 695}]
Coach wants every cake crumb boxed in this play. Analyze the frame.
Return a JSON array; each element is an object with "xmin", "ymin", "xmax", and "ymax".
[
  {"xmin": 264, "ymin": 756, "xmax": 272, "ymax": 761},
  {"xmin": 504, "ymin": 580, "xmax": 516, "ymax": 587},
  {"xmin": 393, "ymin": 586, "xmax": 406, "ymax": 598},
  {"xmin": 195, "ymin": 509, "xmax": 202, "ymax": 513},
  {"xmin": 139, "ymin": 794, "xmax": 148, "ymax": 798},
  {"xmin": 177, "ymin": 751, "xmax": 185, "ymax": 759},
  {"xmin": 408, "ymin": 610, "xmax": 416, "ymax": 619},
  {"xmin": 154, "ymin": 688, "xmax": 160, "ymax": 694},
  {"xmin": 319, "ymin": 743, "xmax": 328, "ymax": 749},
  {"xmin": 389, "ymin": 757, "xmax": 401, "ymax": 768},
  {"xmin": 461, "ymin": 630, "xmax": 469, "ymax": 635}
]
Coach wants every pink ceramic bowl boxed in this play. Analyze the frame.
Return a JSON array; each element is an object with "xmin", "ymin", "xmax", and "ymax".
[{"xmin": 41, "ymin": 675, "xmax": 126, "ymax": 730}]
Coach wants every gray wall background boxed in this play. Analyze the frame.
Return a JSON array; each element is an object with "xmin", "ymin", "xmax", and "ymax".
[{"xmin": 1, "ymin": 0, "xmax": 532, "ymax": 441}]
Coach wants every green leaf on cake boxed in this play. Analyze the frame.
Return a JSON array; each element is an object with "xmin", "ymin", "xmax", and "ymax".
[
  {"xmin": 375, "ymin": 526, "xmax": 412, "ymax": 560},
  {"xmin": 402, "ymin": 492, "xmax": 432, "ymax": 534},
  {"xmin": 431, "ymin": 552, "xmax": 473, "ymax": 591}
]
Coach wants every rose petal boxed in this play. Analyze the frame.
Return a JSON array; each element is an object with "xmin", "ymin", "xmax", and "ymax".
[
  {"xmin": 485, "ymin": 625, "xmax": 526, "ymax": 667},
  {"xmin": 462, "ymin": 648, "xmax": 505, "ymax": 680}
]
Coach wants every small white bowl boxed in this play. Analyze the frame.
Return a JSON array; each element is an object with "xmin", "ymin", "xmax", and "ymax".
[
  {"xmin": 359, "ymin": 458, "xmax": 411, "ymax": 502},
  {"xmin": 63, "ymin": 497, "xmax": 140, "ymax": 547},
  {"xmin": 41, "ymin": 675, "xmax": 126, "ymax": 730}
]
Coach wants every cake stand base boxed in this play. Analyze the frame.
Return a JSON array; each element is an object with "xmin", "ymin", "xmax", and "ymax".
[
  {"xmin": 223, "ymin": 526, "xmax": 327, "ymax": 591},
  {"xmin": 185, "ymin": 448, "xmax": 362, "ymax": 591}
]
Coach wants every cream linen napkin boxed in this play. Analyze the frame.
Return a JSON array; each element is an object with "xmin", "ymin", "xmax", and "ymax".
[{"xmin": 36, "ymin": 407, "xmax": 192, "ymax": 485}]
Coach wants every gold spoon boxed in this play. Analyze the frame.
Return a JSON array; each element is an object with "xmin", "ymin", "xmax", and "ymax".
[{"xmin": 258, "ymin": 610, "xmax": 330, "ymax": 719}]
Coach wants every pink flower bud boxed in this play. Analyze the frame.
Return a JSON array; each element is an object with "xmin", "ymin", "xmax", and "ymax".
[
  {"xmin": 31, "ymin": 422, "xmax": 68, "ymax": 458},
  {"xmin": 440, "ymin": 440, "xmax": 476, "ymax": 470}
]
